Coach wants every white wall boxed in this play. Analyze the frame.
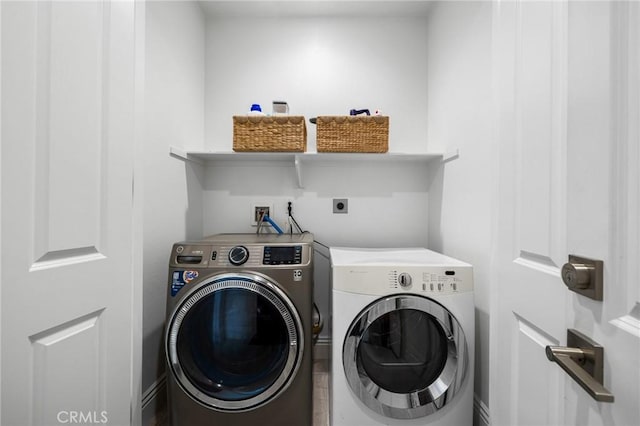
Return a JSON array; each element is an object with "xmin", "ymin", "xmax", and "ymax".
[
  {"xmin": 204, "ymin": 15, "xmax": 429, "ymax": 153},
  {"xmin": 143, "ymin": 0, "xmax": 205, "ymax": 410},
  {"xmin": 425, "ymin": 2, "xmax": 494, "ymax": 423}
]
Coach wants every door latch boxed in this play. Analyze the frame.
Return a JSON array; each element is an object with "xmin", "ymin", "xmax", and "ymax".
[
  {"xmin": 546, "ymin": 329, "xmax": 614, "ymax": 403},
  {"xmin": 561, "ymin": 255, "xmax": 603, "ymax": 301}
]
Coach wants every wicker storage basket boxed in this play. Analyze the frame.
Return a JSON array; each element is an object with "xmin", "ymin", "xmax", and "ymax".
[
  {"xmin": 233, "ymin": 116, "xmax": 306, "ymax": 152},
  {"xmin": 316, "ymin": 115, "xmax": 389, "ymax": 153}
]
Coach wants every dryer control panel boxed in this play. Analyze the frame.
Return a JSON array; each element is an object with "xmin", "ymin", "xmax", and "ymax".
[
  {"xmin": 330, "ymin": 247, "xmax": 473, "ymax": 296},
  {"xmin": 334, "ymin": 266, "xmax": 473, "ymax": 295},
  {"xmin": 389, "ymin": 269, "xmax": 469, "ymax": 294}
]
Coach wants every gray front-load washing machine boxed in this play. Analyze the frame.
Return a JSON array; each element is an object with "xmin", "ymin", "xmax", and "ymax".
[{"xmin": 165, "ymin": 233, "xmax": 314, "ymax": 426}]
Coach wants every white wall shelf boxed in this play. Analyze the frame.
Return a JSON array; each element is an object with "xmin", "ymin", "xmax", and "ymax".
[
  {"xmin": 169, "ymin": 146, "xmax": 444, "ymax": 188},
  {"xmin": 199, "ymin": 1, "xmax": 435, "ymax": 20}
]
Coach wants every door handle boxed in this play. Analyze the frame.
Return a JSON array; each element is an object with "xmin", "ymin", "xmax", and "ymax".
[
  {"xmin": 561, "ymin": 255, "xmax": 603, "ymax": 301},
  {"xmin": 545, "ymin": 329, "xmax": 614, "ymax": 403}
]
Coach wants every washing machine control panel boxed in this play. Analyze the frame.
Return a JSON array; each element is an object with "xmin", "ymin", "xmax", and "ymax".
[
  {"xmin": 228, "ymin": 245, "xmax": 249, "ymax": 266},
  {"xmin": 171, "ymin": 237, "xmax": 313, "ymax": 268},
  {"xmin": 263, "ymin": 245, "xmax": 302, "ymax": 265}
]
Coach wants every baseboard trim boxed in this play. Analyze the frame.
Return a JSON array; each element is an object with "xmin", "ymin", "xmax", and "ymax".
[
  {"xmin": 473, "ymin": 394, "xmax": 491, "ymax": 426},
  {"xmin": 142, "ymin": 374, "xmax": 167, "ymax": 426},
  {"xmin": 142, "ymin": 374, "xmax": 166, "ymax": 408}
]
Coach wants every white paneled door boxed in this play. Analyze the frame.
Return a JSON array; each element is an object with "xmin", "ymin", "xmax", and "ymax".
[
  {"xmin": 1, "ymin": 1, "xmax": 141, "ymax": 425},
  {"xmin": 491, "ymin": 1, "xmax": 639, "ymax": 425}
]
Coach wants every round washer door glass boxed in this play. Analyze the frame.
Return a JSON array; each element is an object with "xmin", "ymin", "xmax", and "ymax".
[
  {"xmin": 166, "ymin": 273, "xmax": 303, "ymax": 411},
  {"xmin": 343, "ymin": 294, "xmax": 467, "ymax": 419}
]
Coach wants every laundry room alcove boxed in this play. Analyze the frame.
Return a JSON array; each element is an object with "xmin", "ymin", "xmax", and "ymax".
[
  {"xmin": 143, "ymin": 1, "xmax": 468, "ymax": 424},
  {"xmin": 163, "ymin": 0, "xmax": 458, "ymax": 357}
]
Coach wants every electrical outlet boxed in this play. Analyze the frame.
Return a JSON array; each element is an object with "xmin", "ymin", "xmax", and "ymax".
[
  {"xmin": 251, "ymin": 202, "xmax": 274, "ymax": 226},
  {"xmin": 333, "ymin": 198, "xmax": 348, "ymax": 214}
]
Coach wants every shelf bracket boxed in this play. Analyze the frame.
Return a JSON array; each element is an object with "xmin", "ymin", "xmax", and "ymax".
[
  {"xmin": 294, "ymin": 155, "xmax": 304, "ymax": 188},
  {"xmin": 443, "ymin": 148, "xmax": 460, "ymax": 163},
  {"xmin": 169, "ymin": 146, "xmax": 205, "ymax": 166}
]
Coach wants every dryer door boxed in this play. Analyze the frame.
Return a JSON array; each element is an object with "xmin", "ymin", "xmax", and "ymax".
[
  {"xmin": 343, "ymin": 294, "xmax": 467, "ymax": 419},
  {"xmin": 166, "ymin": 272, "xmax": 303, "ymax": 411}
]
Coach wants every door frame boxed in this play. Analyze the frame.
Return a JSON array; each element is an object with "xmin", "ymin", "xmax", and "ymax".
[{"xmin": 130, "ymin": 0, "xmax": 146, "ymax": 424}]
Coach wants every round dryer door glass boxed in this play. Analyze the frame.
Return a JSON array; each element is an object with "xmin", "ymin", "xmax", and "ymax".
[
  {"xmin": 358, "ymin": 309, "xmax": 448, "ymax": 393},
  {"xmin": 166, "ymin": 273, "xmax": 303, "ymax": 411},
  {"xmin": 343, "ymin": 294, "xmax": 467, "ymax": 419}
]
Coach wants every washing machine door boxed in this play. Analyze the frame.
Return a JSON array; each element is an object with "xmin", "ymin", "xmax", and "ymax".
[
  {"xmin": 166, "ymin": 272, "xmax": 303, "ymax": 411},
  {"xmin": 343, "ymin": 294, "xmax": 467, "ymax": 419}
]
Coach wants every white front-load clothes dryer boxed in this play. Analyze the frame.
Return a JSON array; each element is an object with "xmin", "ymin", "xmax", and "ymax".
[{"xmin": 330, "ymin": 247, "xmax": 474, "ymax": 426}]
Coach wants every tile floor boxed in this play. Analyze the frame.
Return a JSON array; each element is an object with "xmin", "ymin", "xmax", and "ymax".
[
  {"xmin": 312, "ymin": 359, "xmax": 330, "ymax": 426},
  {"xmin": 151, "ymin": 359, "xmax": 330, "ymax": 426}
]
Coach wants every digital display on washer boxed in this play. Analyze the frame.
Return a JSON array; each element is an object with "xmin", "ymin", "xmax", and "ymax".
[{"xmin": 263, "ymin": 246, "xmax": 302, "ymax": 265}]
